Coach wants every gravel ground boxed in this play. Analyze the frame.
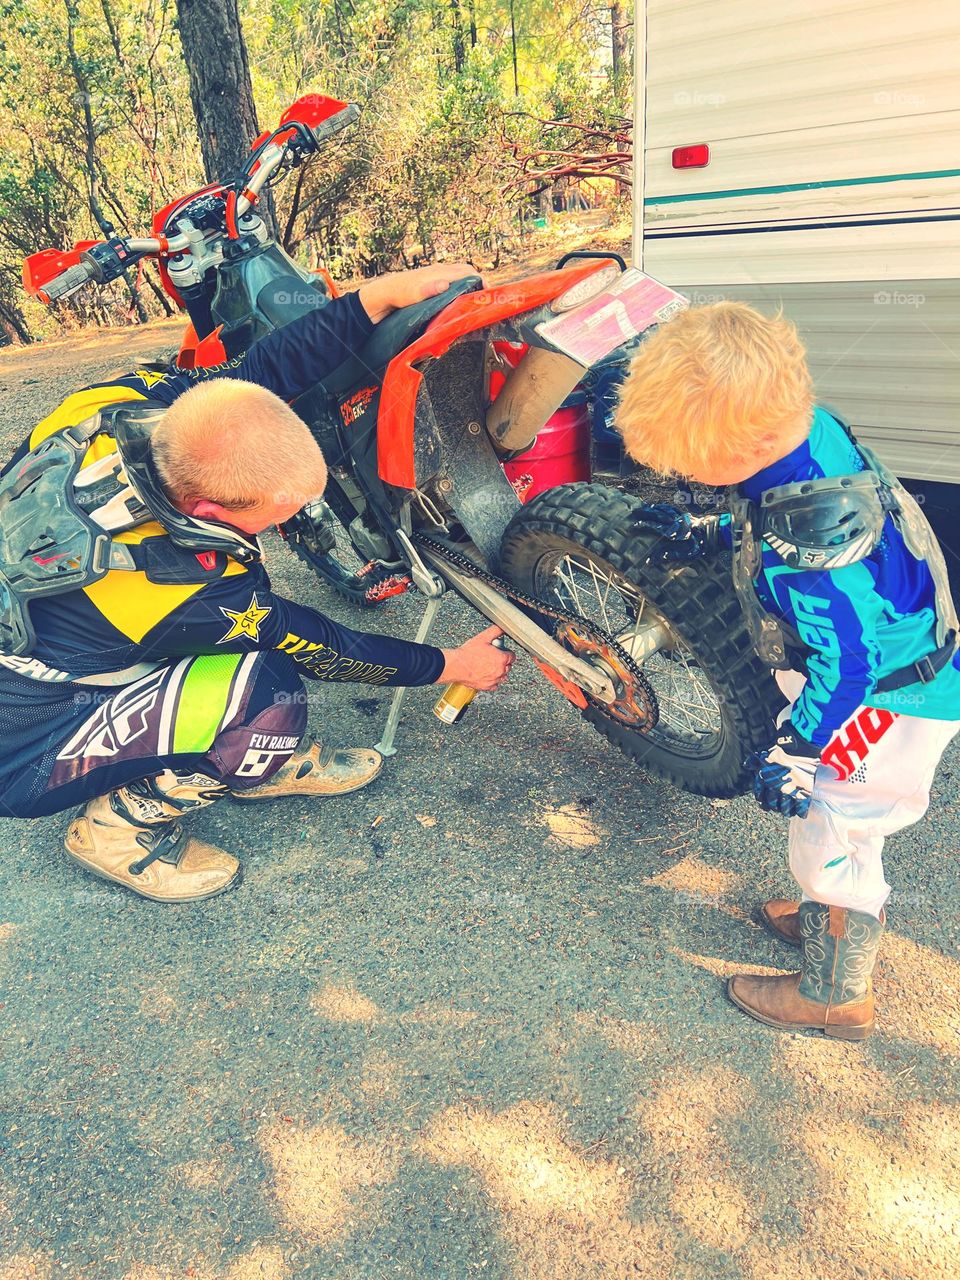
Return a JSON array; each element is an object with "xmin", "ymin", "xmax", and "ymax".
[{"xmin": 1, "ymin": 322, "xmax": 959, "ymax": 1280}]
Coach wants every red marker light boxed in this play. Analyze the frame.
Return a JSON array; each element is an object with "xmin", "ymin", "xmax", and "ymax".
[{"xmin": 672, "ymin": 144, "xmax": 710, "ymax": 169}]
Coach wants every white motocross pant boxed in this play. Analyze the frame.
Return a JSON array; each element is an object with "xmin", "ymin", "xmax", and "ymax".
[{"xmin": 776, "ymin": 671, "xmax": 960, "ymax": 920}]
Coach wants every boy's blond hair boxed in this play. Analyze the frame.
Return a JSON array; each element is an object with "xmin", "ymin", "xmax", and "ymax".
[
  {"xmin": 615, "ymin": 301, "xmax": 813, "ymax": 478},
  {"xmin": 151, "ymin": 379, "xmax": 327, "ymax": 511}
]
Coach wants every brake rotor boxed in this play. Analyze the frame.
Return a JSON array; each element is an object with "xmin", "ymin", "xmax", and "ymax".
[{"xmin": 554, "ymin": 622, "xmax": 659, "ymax": 731}]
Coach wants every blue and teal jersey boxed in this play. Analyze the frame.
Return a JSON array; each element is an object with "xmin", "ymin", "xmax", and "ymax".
[{"xmin": 739, "ymin": 407, "xmax": 960, "ymax": 746}]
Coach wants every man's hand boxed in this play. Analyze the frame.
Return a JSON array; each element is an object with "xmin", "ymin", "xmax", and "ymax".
[
  {"xmin": 357, "ymin": 264, "xmax": 481, "ymax": 324},
  {"xmin": 746, "ymin": 723, "xmax": 822, "ymax": 818},
  {"xmin": 438, "ymin": 625, "xmax": 514, "ymax": 692}
]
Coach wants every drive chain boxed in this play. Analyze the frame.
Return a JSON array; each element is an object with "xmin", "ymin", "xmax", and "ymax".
[{"xmin": 412, "ymin": 531, "xmax": 659, "ymax": 730}]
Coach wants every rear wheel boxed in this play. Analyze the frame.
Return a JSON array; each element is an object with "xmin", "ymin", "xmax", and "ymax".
[{"xmin": 498, "ymin": 483, "xmax": 783, "ymax": 796}]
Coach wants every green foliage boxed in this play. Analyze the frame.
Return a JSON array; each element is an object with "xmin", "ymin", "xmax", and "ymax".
[{"xmin": 0, "ymin": 0, "xmax": 632, "ymax": 341}]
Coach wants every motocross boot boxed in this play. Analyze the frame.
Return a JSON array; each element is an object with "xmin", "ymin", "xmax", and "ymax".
[
  {"xmin": 64, "ymin": 770, "xmax": 240, "ymax": 903},
  {"xmin": 230, "ymin": 738, "xmax": 383, "ymax": 801},
  {"xmin": 728, "ymin": 902, "xmax": 883, "ymax": 1040}
]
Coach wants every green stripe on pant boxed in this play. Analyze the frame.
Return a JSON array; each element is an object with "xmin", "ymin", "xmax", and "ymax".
[{"xmin": 172, "ymin": 653, "xmax": 245, "ymax": 754}]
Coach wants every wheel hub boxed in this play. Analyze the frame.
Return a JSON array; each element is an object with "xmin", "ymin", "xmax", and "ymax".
[{"xmin": 554, "ymin": 622, "xmax": 658, "ymax": 731}]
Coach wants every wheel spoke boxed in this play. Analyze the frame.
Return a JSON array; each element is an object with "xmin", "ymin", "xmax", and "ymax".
[{"xmin": 544, "ymin": 553, "xmax": 722, "ymax": 751}]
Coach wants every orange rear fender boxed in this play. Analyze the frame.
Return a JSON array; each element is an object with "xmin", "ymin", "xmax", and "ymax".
[{"xmin": 377, "ymin": 259, "xmax": 612, "ymax": 490}]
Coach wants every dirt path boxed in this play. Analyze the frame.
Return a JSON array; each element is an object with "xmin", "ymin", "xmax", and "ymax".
[{"xmin": 0, "ymin": 312, "xmax": 958, "ymax": 1280}]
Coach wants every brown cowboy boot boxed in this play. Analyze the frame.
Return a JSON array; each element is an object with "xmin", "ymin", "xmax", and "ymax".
[
  {"xmin": 757, "ymin": 898, "xmax": 886, "ymax": 949},
  {"xmin": 757, "ymin": 898, "xmax": 802, "ymax": 947},
  {"xmin": 728, "ymin": 901, "xmax": 883, "ymax": 1040},
  {"xmin": 231, "ymin": 739, "xmax": 383, "ymax": 801},
  {"xmin": 64, "ymin": 771, "xmax": 240, "ymax": 903}
]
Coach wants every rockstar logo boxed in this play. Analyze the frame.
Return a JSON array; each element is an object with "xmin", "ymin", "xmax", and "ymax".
[
  {"xmin": 219, "ymin": 592, "xmax": 272, "ymax": 644},
  {"xmin": 135, "ymin": 368, "xmax": 168, "ymax": 389}
]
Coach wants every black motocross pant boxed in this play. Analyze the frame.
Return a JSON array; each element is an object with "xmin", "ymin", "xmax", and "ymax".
[{"xmin": 0, "ymin": 651, "xmax": 307, "ymax": 819}]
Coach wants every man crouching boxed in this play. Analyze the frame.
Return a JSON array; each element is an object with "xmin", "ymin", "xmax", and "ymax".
[{"xmin": 0, "ymin": 266, "xmax": 512, "ymax": 902}]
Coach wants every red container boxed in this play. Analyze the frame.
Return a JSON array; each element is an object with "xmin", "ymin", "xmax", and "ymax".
[
  {"xmin": 501, "ymin": 400, "xmax": 591, "ymax": 502},
  {"xmin": 491, "ymin": 341, "xmax": 592, "ymax": 503}
]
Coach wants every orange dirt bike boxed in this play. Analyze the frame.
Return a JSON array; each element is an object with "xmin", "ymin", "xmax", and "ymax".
[{"xmin": 23, "ymin": 93, "xmax": 780, "ymax": 795}]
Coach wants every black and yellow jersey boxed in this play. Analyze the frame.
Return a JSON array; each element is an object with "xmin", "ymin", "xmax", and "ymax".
[{"xmin": 0, "ymin": 292, "xmax": 444, "ymax": 695}]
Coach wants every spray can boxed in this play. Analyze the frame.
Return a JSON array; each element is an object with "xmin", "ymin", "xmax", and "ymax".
[{"xmin": 433, "ymin": 636, "xmax": 509, "ymax": 725}]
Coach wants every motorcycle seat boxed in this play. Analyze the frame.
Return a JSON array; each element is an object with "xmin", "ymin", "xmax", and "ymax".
[{"xmin": 320, "ymin": 274, "xmax": 483, "ymax": 396}]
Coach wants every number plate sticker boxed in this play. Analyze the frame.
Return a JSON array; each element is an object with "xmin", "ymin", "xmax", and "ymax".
[{"xmin": 535, "ymin": 268, "xmax": 688, "ymax": 366}]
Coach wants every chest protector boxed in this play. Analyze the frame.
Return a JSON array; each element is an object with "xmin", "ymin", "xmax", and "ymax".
[
  {"xmin": 729, "ymin": 437, "xmax": 958, "ymax": 677},
  {"xmin": 0, "ymin": 404, "xmax": 262, "ymax": 657}
]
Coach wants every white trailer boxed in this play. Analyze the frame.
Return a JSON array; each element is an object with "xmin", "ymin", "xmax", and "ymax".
[{"xmin": 631, "ymin": 0, "xmax": 960, "ymax": 481}]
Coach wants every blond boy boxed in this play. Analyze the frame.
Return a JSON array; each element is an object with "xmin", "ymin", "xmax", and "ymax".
[{"xmin": 617, "ymin": 302, "xmax": 960, "ymax": 1039}]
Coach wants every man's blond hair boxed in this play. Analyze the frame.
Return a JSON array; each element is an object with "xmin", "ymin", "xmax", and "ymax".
[
  {"xmin": 151, "ymin": 379, "xmax": 327, "ymax": 511},
  {"xmin": 615, "ymin": 302, "xmax": 813, "ymax": 477}
]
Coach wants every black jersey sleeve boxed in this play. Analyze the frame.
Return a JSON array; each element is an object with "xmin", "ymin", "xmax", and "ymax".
[
  {"xmin": 158, "ymin": 290, "xmax": 374, "ymax": 404},
  {"xmin": 217, "ymin": 290, "xmax": 374, "ymax": 399},
  {"xmin": 137, "ymin": 563, "xmax": 445, "ymax": 687}
]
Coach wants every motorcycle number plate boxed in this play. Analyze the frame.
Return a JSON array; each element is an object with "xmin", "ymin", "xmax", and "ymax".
[{"xmin": 535, "ymin": 268, "xmax": 688, "ymax": 367}]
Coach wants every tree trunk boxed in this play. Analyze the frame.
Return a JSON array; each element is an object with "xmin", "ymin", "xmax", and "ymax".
[
  {"xmin": 63, "ymin": 0, "xmax": 149, "ymax": 324},
  {"xmin": 174, "ymin": 0, "xmax": 261, "ymax": 182},
  {"xmin": 611, "ymin": 2, "xmax": 628, "ymax": 82},
  {"xmin": 0, "ymin": 297, "xmax": 32, "ymax": 345},
  {"xmin": 508, "ymin": 0, "xmax": 519, "ymax": 96},
  {"xmin": 175, "ymin": 0, "xmax": 277, "ymax": 235},
  {"xmin": 450, "ymin": 0, "xmax": 466, "ymax": 72}
]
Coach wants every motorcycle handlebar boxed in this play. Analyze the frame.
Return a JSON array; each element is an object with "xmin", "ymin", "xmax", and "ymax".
[
  {"xmin": 39, "ymin": 260, "xmax": 97, "ymax": 303},
  {"xmin": 32, "ymin": 103, "xmax": 355, "ymax": 305},
  {"xmin": 308, "ymin": 102, "xmax": 359, "ymax": 146},
  {"xmin": 236, "ymin": 142, "xmax": 285, "ymax": 216}
]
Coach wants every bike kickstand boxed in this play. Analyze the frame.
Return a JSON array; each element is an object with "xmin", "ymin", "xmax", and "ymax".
[{"xmin": 375, "ymin": 593, "xmax": 444, "ymax": 757}]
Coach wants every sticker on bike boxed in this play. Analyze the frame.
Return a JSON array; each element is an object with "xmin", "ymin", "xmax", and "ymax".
[{"xmin": 535, "ymin": 269, "xmax": 689, "ymax": 367}]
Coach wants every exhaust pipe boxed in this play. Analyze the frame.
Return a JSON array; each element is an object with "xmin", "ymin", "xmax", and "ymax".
[{"xmin": 486, "ymin": 346, "xmax": 587, "ymax": 453}]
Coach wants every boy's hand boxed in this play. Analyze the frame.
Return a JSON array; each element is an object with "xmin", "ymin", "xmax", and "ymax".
[
  {"xmin": 438, "ymin": 626, "xmax": 514, "ymax": 691},
  {"xmin": 357, "ymin": 264, "xmax": 481, "ymax": 324},
  {"xmin": 631, "ymin": 503, "xmax": 722, "ymax": 563},
  {"xmin": 747, "ymin": 723, "xmax": 822, "ymax": 818}
]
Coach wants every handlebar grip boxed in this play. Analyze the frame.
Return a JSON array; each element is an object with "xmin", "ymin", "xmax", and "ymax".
[
  {"xmin": 39, "ymin": 261, "xmax": 95, "ymax": 303},
  {"xmin": 308, "ymin": 103, "xmax": 360, "ymax": 147}
]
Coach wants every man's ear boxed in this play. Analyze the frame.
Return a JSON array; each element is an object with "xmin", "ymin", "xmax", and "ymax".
[{"xmin": 187, "ymin": 498, "xmax": 234, "ymax": 524}]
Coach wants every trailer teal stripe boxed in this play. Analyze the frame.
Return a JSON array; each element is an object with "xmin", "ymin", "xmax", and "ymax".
[{"xmin": 646, "ymin": 168, "xmax": 960, "ymax": 205}]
